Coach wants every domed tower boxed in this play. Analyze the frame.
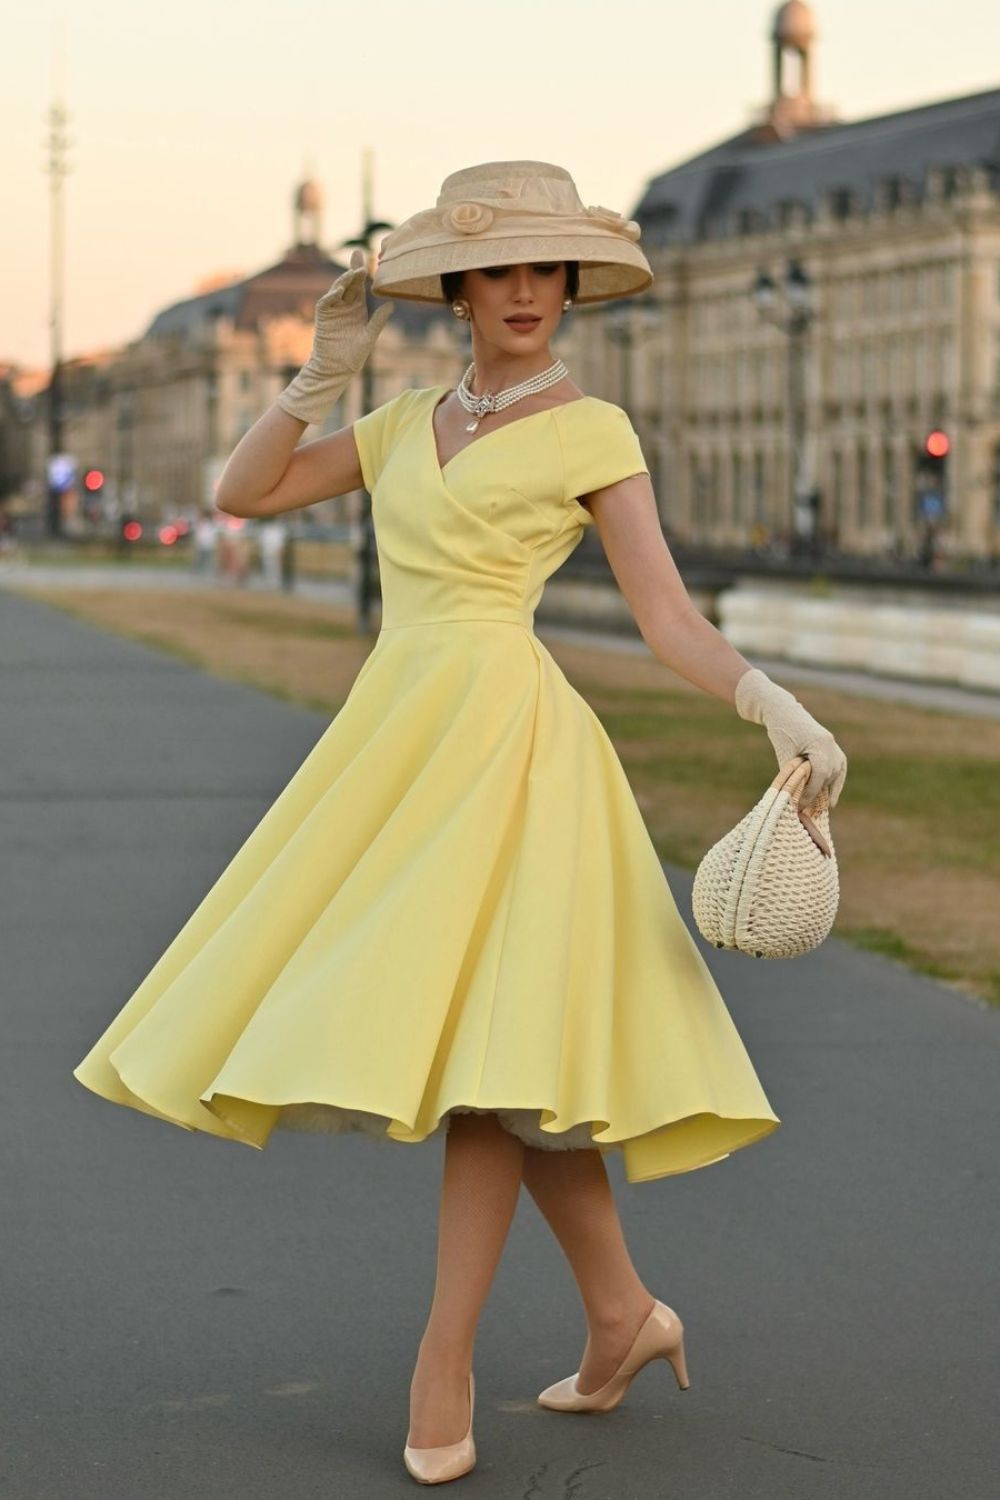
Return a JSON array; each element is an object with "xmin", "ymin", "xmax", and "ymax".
[
  {"xmin": 293, "ymin": 177, "xmax": 323, "ymax": 248},
  {"xmin": 762, "ymin": 2, "xmax": 833, "ymax": 136},
  {"xmin": 773, "ymin": 2, "xmax": 816, "ymax": 101}
]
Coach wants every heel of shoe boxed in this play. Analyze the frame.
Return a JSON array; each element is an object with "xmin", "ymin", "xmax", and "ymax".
[
  {"xmin": 652, "ymin": 1304, "xmax": 690, "ymax": 1391},
  {"xmin": 537, "ymin": 1300, "xmax": 691, "ymax": 1414},
  {"xmin": 664, "ymin": 1332, "xmax": 690, "ymax": 1390}
]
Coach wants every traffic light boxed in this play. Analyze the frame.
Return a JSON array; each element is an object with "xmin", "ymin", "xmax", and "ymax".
[
  {"xmin": 82, "ymin": 467, "xmax": 106, "ymax": 523},
  {"xmin": 915, "ymin": 430, "xmax": 949, "ymax": 522},
  {"xmin": 924, "ymin": 429, "xmax": 949, "ymax": 468}
]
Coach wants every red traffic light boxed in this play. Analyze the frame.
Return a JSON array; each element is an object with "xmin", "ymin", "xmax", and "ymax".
[
  {"xmin": 83, "ymin": 468, "xmax": 105, "ymax": 492},
  {"xmin": 925, "ymin": 430, "xmax": 950, "ymax": 459},
  {"xmin": 122, "ymin": 520, "xmax": 142, "ymax": 542}
]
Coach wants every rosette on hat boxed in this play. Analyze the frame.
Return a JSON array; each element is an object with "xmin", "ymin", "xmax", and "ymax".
[{"xmin": 443, "ymin": 202, "xmax": 494, "ymax": 235}]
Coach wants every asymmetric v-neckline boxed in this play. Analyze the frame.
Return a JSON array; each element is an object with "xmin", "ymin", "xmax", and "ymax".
[{"xmin": 428, "ymin": 385, "xmax": 592, "ymax": 478}]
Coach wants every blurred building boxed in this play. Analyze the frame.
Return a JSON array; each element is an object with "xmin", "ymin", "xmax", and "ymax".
[
  {"xmin": 0, "ymin": 364, "xmax": 47, "ymax": 522},
  {"xmin": 4, "ymin": 1, "xmax": 1000, "ymax": 560},
  {"xmin": 4, "ymin": 178, "xmax": 460, "ymax": 529},
  {"xmin": 573, "ymin": 1, "xmax": 1000, "ymax": 559}
]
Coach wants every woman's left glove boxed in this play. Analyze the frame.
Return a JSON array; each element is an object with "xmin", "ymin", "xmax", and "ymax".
[{"xmin": 734, "ymin": 666, "xmax": 848, "ymax": 812}]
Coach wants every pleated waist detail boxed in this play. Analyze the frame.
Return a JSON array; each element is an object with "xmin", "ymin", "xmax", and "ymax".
[{"xmin": 379, "ymin": 611, "xmax": 534, "ymax": 630}]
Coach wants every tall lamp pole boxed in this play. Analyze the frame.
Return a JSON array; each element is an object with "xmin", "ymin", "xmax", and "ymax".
[
  {"xmin": 340, "ymin": 147, "xmax": 393, "ymax": 634},
  {"xmin": 43, "ymin": 32, "xmax": 73, "ymax": 539},
  {"xmin": 752, "ymin": 259, "xmax": 818, "ymax": 556}
]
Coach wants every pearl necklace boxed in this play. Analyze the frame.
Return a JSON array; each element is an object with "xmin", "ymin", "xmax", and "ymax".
[{"xmin": 456, "ymin": 358, "xmax": 569, "ymax": 432}]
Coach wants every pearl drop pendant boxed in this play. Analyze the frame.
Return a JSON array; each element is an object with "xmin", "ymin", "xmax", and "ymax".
[{"xmin": 455, "ymin": 357, "xmax": 569, "ymax": 432}]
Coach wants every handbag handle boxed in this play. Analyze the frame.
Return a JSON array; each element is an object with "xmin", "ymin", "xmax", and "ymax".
[{"xmin": 774, "ymin": 757, "xmax": 833, "ymax": 859}]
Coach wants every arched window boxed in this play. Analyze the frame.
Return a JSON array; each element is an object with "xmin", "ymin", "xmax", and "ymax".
[
  {"xmin": 732, "ymin": 451, "xmax": 744, "ymax": 525},
  {"xmin": 753, "ymin": 451, "xmax": 766, "ymax": 523},
  {"xmin": 882, "ymin": 441, "xmax": 897, "ymax": 532},
  {"xmin": 831, "ymin": 450, "xmax": 844, "ymax": 540},
  {"xmin": 688, "ymin": 451, "xmax": 701, "ymax": 523},
  {"xmin": 708, "ymin": 451, "xmax": 721, "ymax": 527},
  {"xmin": 857, "ymin": 442, "xmax": 870, "ymax": 529}
]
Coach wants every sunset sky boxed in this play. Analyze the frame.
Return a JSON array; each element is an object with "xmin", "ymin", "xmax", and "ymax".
[{"xmin": 4, "ymin": 0, "xmax": 999, "ymax": 369}]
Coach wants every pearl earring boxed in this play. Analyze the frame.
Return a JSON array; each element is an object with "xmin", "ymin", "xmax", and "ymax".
[
  {"xmin": 562, "ymin": 297, "xmax": 573, "ymax": 311},
  {"xmin": 451, "ymin": 300, "xmax": 470, "ymax": 320}
]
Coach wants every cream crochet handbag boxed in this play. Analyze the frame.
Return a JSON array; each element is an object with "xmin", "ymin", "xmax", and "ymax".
[{"xmin": 691, "ymin": 756, "xmax": 839, "ymax": 959}]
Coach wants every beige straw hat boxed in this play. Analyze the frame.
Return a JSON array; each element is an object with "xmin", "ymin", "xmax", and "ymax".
[{"xmin": 371, "ymin": 159, "xmax": 653, "ymax": 306}]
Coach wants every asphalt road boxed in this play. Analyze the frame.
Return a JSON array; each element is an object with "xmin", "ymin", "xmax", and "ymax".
[{"xmin": 1, "ymin": 586, "xmax": 997, "ymax": 1500}]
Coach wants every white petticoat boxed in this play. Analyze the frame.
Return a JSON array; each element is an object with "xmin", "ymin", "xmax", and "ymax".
[{"xmin": 277, "ymin": 1102, "xmax": 601, "ymax": 1151}]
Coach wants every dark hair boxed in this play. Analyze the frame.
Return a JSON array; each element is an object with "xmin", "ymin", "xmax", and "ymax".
[{"xmin": 440, "ymin": 260, "xmax": 580, "ymax": 305}]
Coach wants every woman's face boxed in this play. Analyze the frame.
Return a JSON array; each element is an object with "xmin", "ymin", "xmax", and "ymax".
[{"xmin": 460, "ymin": 262, "xmax": 568, "ymax": 350}]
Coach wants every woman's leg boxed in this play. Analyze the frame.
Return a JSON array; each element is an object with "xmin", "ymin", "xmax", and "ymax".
[
  {"xmin": 408, "ymin": 1111, "xmax": 525, "ymax": 1447},
  {"xmin": 521, "ymin": 1146, "xmax": 656, "ymax": 1394}
]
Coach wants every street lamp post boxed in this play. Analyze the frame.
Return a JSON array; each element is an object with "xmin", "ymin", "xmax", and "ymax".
[
  {"xmin": 752, "ymin": 260, "xmax": 818, "ymax": 557},
  {"xmin": 350, "ymin": 273, "xmax": 380, "ymax": 632},
  {"xmin": 604, "ymin": 294, "xmax": 662, "ymax": 421},
  {"xmin": 341, "ymin": 152, "xmax": 394, "ymax": 634},
  {"xmin": 43, "ymin": 94, "xmax": 73, "ymax": 539}
]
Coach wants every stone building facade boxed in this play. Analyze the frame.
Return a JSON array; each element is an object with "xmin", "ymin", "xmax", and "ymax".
[
  {"xmin": 579, "ymin": 1, "xmax": 1000, "ymax": 559},
  {"xmin": 4, "ymin": 2, "xmax": 999, "ymax": 560},
  {"xmin": 8, "ymin": 183, "xmax": 461, "ymax": 528}
]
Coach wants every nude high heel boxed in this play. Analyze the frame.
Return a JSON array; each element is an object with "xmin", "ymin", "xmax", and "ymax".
[
  {"xmin": 403, "ymin": 1370, "xmax": 476, "ymax": 1485},
  {"xmin": 537, "ymin": 1300, "xmax": 690, "ymax": 1413}
]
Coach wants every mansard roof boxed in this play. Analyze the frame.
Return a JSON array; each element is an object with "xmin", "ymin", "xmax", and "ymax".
[
  {"xmin": 634, "ymin": 84, "xmax": 1000, "ymax": 245},
  {"xmin": 143, "ymin": 240, "xmax": 446, "ymax": 342}
]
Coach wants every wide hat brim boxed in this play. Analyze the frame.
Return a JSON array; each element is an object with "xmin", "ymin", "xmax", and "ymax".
[
  {"xmin": 373, "ymin": 232, "xmax": 653, "ymax": 305},
  {"xmin": 370, "ymin": 160, "xmax": 654, "ymax": 305}
]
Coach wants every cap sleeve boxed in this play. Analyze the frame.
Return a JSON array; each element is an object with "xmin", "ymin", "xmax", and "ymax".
[
  {"xmin": 552, "ymin": 399, "xmax": 649, "ymax": 527},
  {"xmin": 351, "ymin": 387, "xmax": 422, "ymax": 493}
]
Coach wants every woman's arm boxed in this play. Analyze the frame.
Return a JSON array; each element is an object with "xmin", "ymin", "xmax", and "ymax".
[
  {"xmin": 586, "ymin": 472, "xmax": 849, "ymax": 810},
  {"xmin": 214, "ymin": 407, "xmax": 364, "ymax": 519},
  {"xmin": 216, "ymin": 249, "xmax": 392, "ymax": 518},
  {"xmin": 585, "ymin": 472, "xmax": 751, "ymax": 704}
]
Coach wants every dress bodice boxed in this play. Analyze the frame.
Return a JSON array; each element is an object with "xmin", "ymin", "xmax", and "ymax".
[{"xmin": 352, "ymin": 384, "xmax": 648, "ymax": 630}]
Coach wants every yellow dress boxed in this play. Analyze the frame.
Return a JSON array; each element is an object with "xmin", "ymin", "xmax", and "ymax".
[{"xmin": 72, "ymin": 384, "xmax": 780, "ymax": 1184}]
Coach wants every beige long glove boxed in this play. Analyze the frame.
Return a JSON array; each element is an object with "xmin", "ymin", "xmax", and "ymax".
[
  {"xmin": 735, "ymin": 667, "xmax": 848, "ymax": 812},
  {"xmin": 276, "ymin": 248, "xmax": 394, "ymax": 426}
]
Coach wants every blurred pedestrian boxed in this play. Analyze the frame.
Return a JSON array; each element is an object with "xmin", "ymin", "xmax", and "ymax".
[
  {"xmin": 230, "ymin": 525, "xmax": 251, "ymax": 586},
  {"xmin": 259, "ymin": 518, "xmax": 288, "ymax": 589},
  {"xmin": 217, "ymin": 517, "xmax": 250, "ymax": 585},
  {"xmin": 193, "ymin": 511, "xmax": 217, "ymax": 576}
]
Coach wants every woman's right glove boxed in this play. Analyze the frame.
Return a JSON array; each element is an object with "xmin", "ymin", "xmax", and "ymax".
[
  {"xmin": 276, "ymin": 248, "xmax": 395, "ymax": 426},
  {"xmin": 734, "ymin": 666, "xmax": 848, "ymax": 812}
]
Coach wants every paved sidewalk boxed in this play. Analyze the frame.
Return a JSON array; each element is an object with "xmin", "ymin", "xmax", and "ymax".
[
  {"xmin": 1, "ymin": 587, "xmax": 997, "ymax": 1499},
  {"xmin": 0, "ymin": 558, "xmax": 352, "ymax": 598}
]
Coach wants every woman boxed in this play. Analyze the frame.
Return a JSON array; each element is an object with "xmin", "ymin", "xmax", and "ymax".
[{"xmin": 72, "ymin": 161, "xmax": 847, "ymax": 1485}]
